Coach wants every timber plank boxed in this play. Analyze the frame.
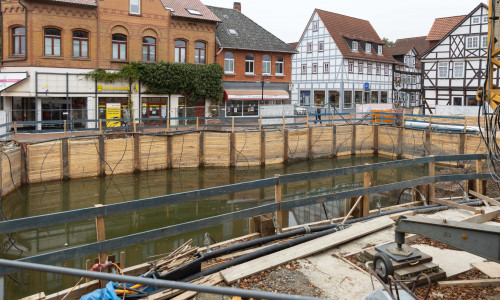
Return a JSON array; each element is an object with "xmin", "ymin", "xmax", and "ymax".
[
  {"xmin": 438, "ymin": 278, "xmax": 500, "ymax": 287},
  {"xmin": 469, "ymin": 190, "xmax": 500, "ymax": 207},
  {"xmin": 471, "ymin": 261, "xmax": 500, "ymax": 278},
  {"xmin": 221, "ymin": 216, "xmax": 394, "ymax": 283}
]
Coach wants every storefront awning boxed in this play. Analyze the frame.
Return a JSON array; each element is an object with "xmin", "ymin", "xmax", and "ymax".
[
  {"xmin": 0, "ymin": 72, "xmax": 28, "ymax": 92},
  {"xmin": 225, "ymin": 89, "xmax": 289, "ymax": 101}
]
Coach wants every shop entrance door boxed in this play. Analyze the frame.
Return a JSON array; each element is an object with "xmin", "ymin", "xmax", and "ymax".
[
  {"xmin": 142, "ymin": 103, "xmax": 162, "ymax": 125},
  {"xmin": 42, "ymin": 99, "xmax": 69, "ymax": 129}
]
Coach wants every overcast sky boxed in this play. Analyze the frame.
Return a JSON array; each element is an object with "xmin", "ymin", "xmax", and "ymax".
[{"xmin": 202, "ymin": 0, "xmax": 485, "ymax": 44}]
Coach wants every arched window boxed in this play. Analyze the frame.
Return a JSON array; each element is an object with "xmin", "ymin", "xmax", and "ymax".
[
  {"xmin": 262, "ymin": 55, "xmax": 271, "ymax": 75},
  {"xmin": 112, "ymin": 34, "xmax": 127, "ymax": 60},
  {"xmin": 175, "ymin": 40, "xmax": 186, "ymax": 63},
  {"xmin": 275, "ymin": 56, "xmax": 284, "ymax": 75},
  {"xmin": 73, "ymin": 30, "xmax": 89, "ymax": 58},
  {"xmin": 224, "ymin": 52, "xmax": 234, "ymax": 73},
  {"xmin": 12, "ymin": 27, "xmax": 25, "ymax": 55},
  {"xmin": 142, "ymin": 37, "xmax": 156, "ymax": 61},
  {"xmin": 194, "ymin": 42, "xmax": 206, "ymax": 64},
  {"xmin": 44, "ymin": 28, "xmax": 61, "ymax": 56},
  {"xmin": 245, "ymin": 54, "xmax": 254, "ymax": 74}
]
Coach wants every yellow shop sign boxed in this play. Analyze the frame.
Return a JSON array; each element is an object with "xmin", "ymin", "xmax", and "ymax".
[{"xmin": 97, "ymin": 85, "xmax": 131, "ymax": 92}]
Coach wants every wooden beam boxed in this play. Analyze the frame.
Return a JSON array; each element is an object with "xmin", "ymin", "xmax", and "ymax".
[
  {"xmin": 428, "ymin": 159, "xmax": 435, "ymax": 202},
  {"xmin": 431, "ymin": 198, "xmax": 483, "ymax": 214},
  {"xmin": 462, "ymin": 208, "xmax": 500, "ymax": 224},
  {"xmin": 275, "ymin": 174, "xmax": 283, "ymax": 230},
  {"xmin": 438, "ymin": 279, "xmax": 500, "ymax": 288},
  {"xmin": 220, "ymin": 216, "xmax": 394, "ymax": 283},
  {"xmin": 469, "ymin": 190, "xmax": 500, "ymax": 207},
  {"xmin": 363, "ymin": 164, "xmax": 371, "ymax": 217},
  {"xmin": 94, "ymin": 204, "xmax": 107, "ymax": 264}
]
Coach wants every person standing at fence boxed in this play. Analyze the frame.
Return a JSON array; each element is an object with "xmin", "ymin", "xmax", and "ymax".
[{"xmin": 315, "ymin": 106, "xmax": 322, "ymax": 125}]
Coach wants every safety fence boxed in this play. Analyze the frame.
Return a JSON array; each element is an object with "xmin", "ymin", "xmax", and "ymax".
[{"xmin": 0, "ymin": 153, "xmax": 489, "ymax": 276}]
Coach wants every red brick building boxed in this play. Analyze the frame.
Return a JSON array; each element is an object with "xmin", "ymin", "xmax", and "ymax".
[
  {"xmin": 208, "ymin": 3, "xmax": 297, "ymax": 118},
  {"xmin": 0, "ymin": 0, "xmax": 219, "ymax": 128}
]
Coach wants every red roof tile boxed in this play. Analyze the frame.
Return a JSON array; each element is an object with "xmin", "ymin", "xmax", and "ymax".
[
  {"xmin": 288, "ymin": 42, "xmax": 299, "ymax": 49},
  {"xmin": 391, "ymin": 36, "xmax": 430, "ymax": 56},
  {"xmin": 161, "ymin": 0, "xmax": 220, "ymax": 22},
  {"xmin": 426, "ymin": 15, "xmax": 466, "ymax": 41},
  {"xmin": 315, "ymin": 9, "xmax": 397, "ymax": 64}
]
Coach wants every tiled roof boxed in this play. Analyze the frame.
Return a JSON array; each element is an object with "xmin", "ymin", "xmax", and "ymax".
[
  {"xmin": 207, "ymin": 6, "xmax": 297, "ymax": 53},
  {"xmin": 391, "ymin": 36, "xmax": 430, "ymax": 56},
  {"xmin": 426, "ymin": 15, "xmax": 466, "ymax": 41},
  {"xmin": 315, "ymin": 9, "xmax": 396, "ymax": 64},
  {"xmin": 47, "ymin": 0, "xmax": 96, "ymax": 6},
  {"xmin": 161, "ymin": 0, "xmax": 220, "ymax": 22},
  {"xmin": 288, "ymin": 42, "xmax": 299, "ymax": 50}
]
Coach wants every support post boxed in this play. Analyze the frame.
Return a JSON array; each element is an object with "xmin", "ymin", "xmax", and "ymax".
[
  {"xmin": 464, "ymin": 118, "xmax": 467, "ymax": 133},
  {"xmin": 230, "ymin": 132, "xmax": 236, "ymax": 167},
  {"xmin": 332, "ymin": 125, "xmax": 337, "ymax": 157},
  {"xmin": 232, "ymin": 117, "xmax": 235, "ymax": 133},
  {"xmin": 85, "ymin": 259, "xmax": 91, "ymax": 282},
  {"xmin": 306, "ymin": 113, "xmax": 309, "ymax": 128},
  {"xmin": 133, "ymin": 134, "xmax": 140, "ymax": 172},
  {"xmin": 196, "ymin": 117, "xmax": 199, "ymax": 130},
  {"xmin": 425, "ymin": 130, "xmax": 431, "ymax": 156},
  {"xmin": 133, "ymin": 116, "xmax": 137, "ymax": 133},
  {"xmin": 331, "ymin": 113, "xmax": 334, "ymax": 126},
  {"xmin": 429, "ymin": 115, "xmax": 432, "ymax": 131},
  {"xmin": 166, "ymin": 135, "xmax": 172, "ymax": 169},
  {"xmin": 283, "ymin": 129, "xmax": 289, "ymax": 162},
  {"xmin": 373, "ymin": 124, "xmax": 379, "ymax": 155},
  {"xmin": 13, "ymin": 122, "xmax": 17, "ymax": 140},
  {"xmin": 99, "ymin": 135, "xmax": 105, "ymax": 176},
  {"xmin": 199, "ymin": 132, "xmax": 204, "ymax": 168},
  {"xmin": 476, "ymin": 159, "xmax": 484, "ymax": 194},
  {"xmin": 397, "ymin": 127, "xmax": 404, "ymax": 159},
  {"xmin": 429, "ymin": 158, "xmax": 435, "ymax": 202},
  {"xmin": 260, "ymin": 130, "xmax": 265, "ymax": 166},
  {"xmin": 402, "ymin": 111, "xmax": 406, "ymax": 128},
  {"xmin": 120, "ymin": 252, "xmax": 125, "ymax": 269},
  {"xmin": 166, "ymin": 114, "xmax": 170, "ymax": 132},
  {"xmin": 62, "ymin": 138, "xmax": 69, "ymax": 181},
  {"xmin": 362, "ymin": 165, "xmax": 371, "ymax": 217},
  {"xmin": 308, "ymin": 127, "xmax": 312, "ymax": 160},
  {"xmin": 94, "ymin": 204, "xmax": 107, "ymax": 264},
  {"xmin": 459, "ymin": 133, "xmax": 466, "ymax": 167},
  {"xmin": 351, "ymin": 125, "xmax": 356, "ymax": 155},
  {"xmin": 282, "ymin": 115, "xmax": 286, "ymax": 131},
  {"xmin": 259, "ymin": 116, "xmax": 262, "ymax": 132},
  {"xmin": 274, "ymin": 174, "xmax": 283, "ymax": 230},
  {"xmin": 64, "ymin": 120, "xmax": 67, "ymax": 135},
  {"xmin": 99, "ymin": 119, "xmax": 102, "ymax": 134}
]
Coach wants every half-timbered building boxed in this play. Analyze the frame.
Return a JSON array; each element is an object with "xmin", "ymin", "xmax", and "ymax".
[
  {"xmin": 390, "ymin": 36, "xmax": 430, "ymax": 108},
  {"xmin": 420, "ymin": 3, "xmax": 491, "ymax": 115},
  {"xmin": 291, "ymin": 9, "xmax": 396, "ymax": 113}
]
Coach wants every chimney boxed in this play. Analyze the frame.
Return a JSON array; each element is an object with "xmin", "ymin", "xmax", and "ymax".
[{"xmin": 233, "ymin": 2, "xmax": 241, "ymax": 12}]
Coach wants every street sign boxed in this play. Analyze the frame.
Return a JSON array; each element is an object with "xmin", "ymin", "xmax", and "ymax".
[{"xmin": 364, "ymin": 82, "xmax": 370, "ymax": 90}]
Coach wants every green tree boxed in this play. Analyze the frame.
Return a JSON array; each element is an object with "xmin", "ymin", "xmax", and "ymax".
[{"xmin": 382, "ymin": 37, "xmax": 395, "ymax": 47}]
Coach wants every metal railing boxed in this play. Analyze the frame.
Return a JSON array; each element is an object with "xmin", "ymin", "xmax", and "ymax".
[{"xmin": 0, "ymin": 153, "xmax": 489, "ymax": 274}]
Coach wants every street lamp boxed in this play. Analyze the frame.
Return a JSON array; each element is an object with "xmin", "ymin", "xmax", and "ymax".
[{"xmin": 257, "ymin": 74, "xmax": 270, "ymax": 102}]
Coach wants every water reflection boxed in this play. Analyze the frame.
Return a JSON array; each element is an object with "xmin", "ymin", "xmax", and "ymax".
[{"xmin": 1, "ymin": 154, "xmax": 427, "ymax": 298}]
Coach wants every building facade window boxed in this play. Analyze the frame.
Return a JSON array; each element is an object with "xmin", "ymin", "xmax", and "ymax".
[
  {"xmin": 245, "ymin": 54, "xmax": 254, "ymax": 74},
  {"xmin": 72, "ymin": 30, "xmax": 89, "ymax": 58},
  {"xmin": 352, "ymin": 41, "xmax": 358, "ymax": 52},
  {"xmin": 312, "ymin": 63, "xmax": 318, "ymax": 74},
  {"xmin": 366, "ymin": 43, "xmax": 371, "ymax": 53},
  {"xmin": 301, "ymin": 64, "xmax": 307, "ymax": 74},
  {"xmin": 318, "ymin": 41, "xmax": 324, "ymax": 52},
  {"xmin": 112, "ymin": 34, "xmax": 127, "ymax": 60},
  {"xmin": 275, "ymin": 56, "xmax": 284, "ymax": 75},
  {"xmin": 483, "ymin": 15, "xmax": 489, "ymax": 23},
  {"xmin": 376, "ymin": 63, "xmax": 381, "ymax": 75},
  {"xmin": 348, "ymin": 61, "xmax": 354, "ymax": 73},
  {"xmin": 142, "ymin": 36, "xmax": 156, "ymax": 61},
  {"xmin": 358, "ymin": 62, "xmax": 363, "ymax": 74},
  {"xmin": 378, "ymin": 45, "xmax": 383, "ymax": 55},
  {"xmin": 262, "ymin": 55, "xmax": 271, "ymax": 74},
  {"xmin": 482, "ymin": 35, "xmax": 488, "ymax": 48},
  {"xmin": 312, "ymin": 20, "xmax": 318, "ymax": 31},
  {"xmin": 224, "ymin": 52, "xmax": 234, "ymax": 73},
  {"xmin": 438, "ymin": 62, "xmax": 449, "ymax": 78},
  {"xmin": 466, "ymin": 36, "xmax": 479, "ymax": 49},
  {"xmin": 384, "ymin": 64, "xmax": 389, "ymax": 76},
  {"xmin": 471, "ymin": 16, "xmax": 480, "ymax": 24},
  {"xmin": 175, "ymin": 40, "xmax": 186, "ymax": 63},
  {"xmin": 307, "ymin": 43, "xmax": 313, "ymax": 53},
  {"xmin": 130, "ymin": 0, "xmax": 140, "ymax": 14},
  {"xmin": 44, "ymin": 28, "xmax": 61, "ymax": 56},
  {"xmin": 454, "ymin": 61, "xmax": 465, "ymax": 78},
  {"xmin": 194, "ymin": 42, "xmax": 206, "ymax": 64},
  {"xmin": 12, "ymin": 27, "xmax": 26, "ymax": 55},
  {"xmin": 367, "ymin": 63, "xmax": 372, "ymax": 75},
  {"xmin": 324, "ymin": 62, "xmax": 329, "ymax": 73}
]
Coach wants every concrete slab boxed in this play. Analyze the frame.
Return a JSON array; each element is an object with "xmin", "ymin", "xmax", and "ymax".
[
  {"xmin": 411, "ymin": 244, "xmax": 485, "ymax": 278},
  {"xmin": 471, "ymin": 261, "xmax": 500, "ymax": 278},
  {"xmin": 298, "ymin": 253, "xmax": 381, "ymax": 300}
]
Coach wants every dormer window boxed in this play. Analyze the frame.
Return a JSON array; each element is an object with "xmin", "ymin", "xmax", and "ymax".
[
  {"xmin": 130, "ymin": 0, "xmax": 140, "ymax": 14},
  {"xmin": 377, "ymin": 45, "xmax": 383, "ymax": 55},
  {"xmin": 365, "ymin": 43, "xmax": 371, "ymax": 53},
  {"xmin": 186, "ymin": 8, "xmax": 202, "ymax": 15},
  {"xmin": 228, "ymin": 29, "xmax": 238, "ymax": 36},
  {"xmin": 352, "ymin": 41, "xmax": 358, "ymax": 52}
]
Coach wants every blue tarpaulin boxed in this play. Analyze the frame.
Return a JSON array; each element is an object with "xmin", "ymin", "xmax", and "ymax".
[{"xmin": 81, "ymin": 281, "xmax": 121, "ymax": 300}]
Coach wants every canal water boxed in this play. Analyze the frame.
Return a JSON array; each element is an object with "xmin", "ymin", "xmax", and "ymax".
[{"xmin": 1, "ymin": 154, "xmax": 428, "ymax": 298}]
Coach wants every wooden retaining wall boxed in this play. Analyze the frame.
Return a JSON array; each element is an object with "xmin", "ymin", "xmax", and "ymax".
[
  {"xmin": 0, "ymin": 147, "xmax": 22, "ymax": 195},
  {"xmin": 0, "ymin": 124, "xmax": 490, "ymax": 196}
]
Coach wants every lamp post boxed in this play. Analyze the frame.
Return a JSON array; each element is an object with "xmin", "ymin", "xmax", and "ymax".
[{"xmin": 257, "ymin": 74, "xmax": 269, "ymax": 115}]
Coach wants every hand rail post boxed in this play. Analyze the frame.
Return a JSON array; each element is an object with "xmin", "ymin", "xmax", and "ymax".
[{"xmin": 274, "ymin": 174, "xmax": 283, "ymax": 230}]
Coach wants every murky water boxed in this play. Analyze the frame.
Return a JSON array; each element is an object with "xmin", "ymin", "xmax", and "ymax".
[{"xmin": 1, "ymin": 154, "xmax": 427, "ymax": 298}]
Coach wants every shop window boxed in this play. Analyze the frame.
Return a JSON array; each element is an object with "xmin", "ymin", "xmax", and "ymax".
[
  {"xmin": 275, "ymin": 56, "xmax": 284, "ymax": 75},
  {"xmin": 44, "ymin": 28, "xmax": 61, "ymax": 56},
  {"xmin": 245, "ymin": 54, "xmax": 254, "ymax": 74},
  {"xmin": 226, "ymin": 100, "xmax": 258, "ymax": 117},
  {"xmin": 371, "ymin": 91, "xmax": 379, "ymax": 103},
  {"xmin": 142, "ymin": 36, "xmax": 156, "ymax": 61},
  {"xmin": 355, "ymin": 91, "xmax": 363, "ymax": 104},
  {"xmin": 381, "ymin": 91, "xmax": 388, "ymax": 103},
  {"xmin": 262, "ymin": 55, "xmax": 271, "ymax": 75},
  {"xmin": 175, "ymin": 40, "xmax": 186, "ymax": 63},
  {"xmin": 195, "ymin": 42, "xmax": 206, "ymax": 64},
  {"xmin": 466, "ymin": 96, "xmax": 479, "ymax": 106},
  {"xmin": 98, "ymin": 97, "xmax": 129, "ymax": 120},
  {"xmin": 12, "ymin": 27, "xmax": 26, "ymax": 55},
  {"xmin": 112, "ymin": 34, "xmax": 127, "ymax": 60},
  {"xmin": 343, "ymin": 91, "xmax": 352, "ymax": 109},
  {"xmin": 73, "ymin": 30, "xmax": 89, "ymax": 58},
  {"xmin": 142, "ymin": 97, "xmax": 169, "ymax": 125},
  {"xmin": 453, "ymin": 96, "xmax": 463, "ymax": 106},
  {"xmin": 225, "ymin": 52, "xmax": 234, "ymax": 73},
  {"xmin": 328, "ymin": 90, "xmax": 340, "ymax": 108}
]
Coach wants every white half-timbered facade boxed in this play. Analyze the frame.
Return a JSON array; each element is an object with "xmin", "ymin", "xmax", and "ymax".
[
  {"xmin": 291, "ymin": 9, "xmax": 396, "ymax": 113},
  {"xmin": 420, "ymin": 3, "xmax": 494, "ymax": 115},
  {"xmin": 392, "ymin": 47, "xmax": 423, "ymax": 108}
]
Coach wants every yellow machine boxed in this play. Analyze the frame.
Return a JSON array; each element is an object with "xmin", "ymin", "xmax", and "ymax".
[{"xmin": 481, "ymin": 0, "xmax": 500, "ymax": 110}]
